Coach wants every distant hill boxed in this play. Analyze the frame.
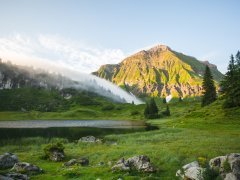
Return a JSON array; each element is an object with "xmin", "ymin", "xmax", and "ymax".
[
  {"xmin": 0, "ymin": 61, "xmax": 127, "ymax": 112},
  {"xmin": 93, "ymin": 45, "xmax": 224, "ymax": 97}
]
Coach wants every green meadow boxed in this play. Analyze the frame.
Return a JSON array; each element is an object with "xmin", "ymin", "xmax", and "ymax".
[{"xmin": 0, "ymin": 98, "xmax": 239, "ymax": 179}]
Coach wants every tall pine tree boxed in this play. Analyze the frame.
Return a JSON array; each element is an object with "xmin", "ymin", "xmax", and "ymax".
[
  {"xmin": 221, "ymin": 52, "xmax": 240, "ymax": 108},
  {"xmin": 201, "ymin": 65, "xmax": 217, "ymax": 106},
  {"xmin": 144, "ymin": 98, "xmax": 159, "ymax": 119}
]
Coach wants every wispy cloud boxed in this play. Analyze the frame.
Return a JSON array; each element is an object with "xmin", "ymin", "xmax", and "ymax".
[{"xmin": 0, "ymin": 34, "xmax": 125, "ymax": 73}]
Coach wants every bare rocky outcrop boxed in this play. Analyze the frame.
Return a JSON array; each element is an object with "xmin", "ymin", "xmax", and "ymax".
[
  {"xmin": 112, "ymin": 155, "xmax": 156, "ymax": 173},
  {"xmin": 0, "ymin": 153, "xmax": 18, "ymax": 169}
]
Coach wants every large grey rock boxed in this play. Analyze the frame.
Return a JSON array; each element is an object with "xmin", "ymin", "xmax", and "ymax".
[
  {"xmin": 0, "ymin": 153, "xmax": 18, "ymax": 169},
  {"xmin": 112, "ymin": 155, "xmax": 156, "ymax": 173},
  {"xmin": 49, "ymin": 150, "xmax": 65, "ymax": 162},
  {"xmin": 209, "ymin": 153, "xmax": 240, "ymax": 179},
  {"xmin": 111, "ymin": 158, "xmax": 130, "ymax": 172},
  {"xmin": 78, "ymin": 136, "xmax": 101, "ymax": 143},
  {"xmin": 12, "ymin": 162, "xmax": 42, "ymax": 174},
  {"xmin": 176, "ymin": 161, "xmax": 205, "ymax": 180},
  {"xmin": 64, "ymin": 157, "xmax": 89, "ymax": 167}
]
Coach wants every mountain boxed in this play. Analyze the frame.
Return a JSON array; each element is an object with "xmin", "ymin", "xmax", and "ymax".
[{"xmin": 93, "ymin": 45, "xmax": 224, "ymax": 97}]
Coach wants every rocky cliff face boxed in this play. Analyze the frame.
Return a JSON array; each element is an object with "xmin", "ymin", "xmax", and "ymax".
[{"xmin": 93, "ymin": 45, "xmax": 223, "ymax": 97}]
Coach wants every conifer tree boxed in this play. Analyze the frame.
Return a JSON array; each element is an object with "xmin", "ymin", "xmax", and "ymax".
[
  {"xmin": 221, "ymin": 52, "xmax": 240, "ymax": 107},
  {"xmin": 165, "ymin": 105, "xmax": 170, "ymax": 116},
  {"xmin": 201, "ymin": 65, "xmax": 217, "ymax": 106},
  {"xmin": 162, "ymin": 96, "xmax": 167, "ymax": 104},
  {"xmin": 149, "ymin": 98, "xmax": 158, "ymax": 115},
  {"xmin": 144, "ymin": 102, "xmax": 150, "ymax": 118},
  {"xmin": 144, "ymin": 98, "xmax": 159, "ymax": 119}
]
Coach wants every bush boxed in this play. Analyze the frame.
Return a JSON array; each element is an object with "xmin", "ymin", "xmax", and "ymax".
[
  {"xmin": 130, "ymin": 110, "xmax": 140, "ymax": 116},
  {"xmin": 202, "ymin": 165, "xmax": 221, "ymax": 180},
  {"xmin": 101, "ymin": 104, "xmax": 115, "ymax": 111},
  {"xmin": 43, "ymin": 142, "xmax": 64, "ymax": 159},
  {"xmin": 223, "ymin": 160, "xmax": 231, "ymax": 173}
]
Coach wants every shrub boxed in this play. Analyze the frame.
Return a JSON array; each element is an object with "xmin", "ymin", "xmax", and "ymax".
[
  {"xmin": 43, "ymin": 142, "xmax": 64, "ymax": 159},
  {"xmin": 202, "ymin": 165, "xmax": 221, "ymax": 180},
  {"xmin": 223, "ymin": 160, "xmax": 231, "ymax": 173},
  {"xmin": 130, "ymin": 110, "xmax": 140, "ymax": 116},
  {"xmin": 101, "ymin": 104, "xmax": 115, "ymax": 111}
]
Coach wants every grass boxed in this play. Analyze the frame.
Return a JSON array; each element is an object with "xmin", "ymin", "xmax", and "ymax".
[{"xmin": 0, "ymin": 98, "xmax": 240, "ymax": 179}]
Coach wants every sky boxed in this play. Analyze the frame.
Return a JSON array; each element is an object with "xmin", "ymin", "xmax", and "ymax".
[{"xmin": 0, "ymin": 0, "xmax": 240, "ymax": 73}]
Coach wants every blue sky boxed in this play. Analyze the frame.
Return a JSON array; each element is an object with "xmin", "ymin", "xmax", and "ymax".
[{"xmin": 0, "ymin": 0, "xmax": 240, "ymax": 73}]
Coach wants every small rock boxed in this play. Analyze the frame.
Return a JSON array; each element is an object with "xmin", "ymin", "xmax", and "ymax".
[
  {"xmin": 50, "ymin": 150, "xmax": 65, "ymax": 162},
  {"xmin": 107, "ymin": 161, "xmax": 113, "ymax": 166},
  {"xmin": 0, "ymin": 174, "xmax": 12, "ymax": 180},
  {"xmin": 64, "ymin": 159, "xmax": 77, "ymax": 167},
  {"xmin": 112, "ymin": 155, "xmax": 156, "ymax": 173},
  {"xmin": 0, "ymin": 153, "xmax": 18, "ymax": 169},
  {"xmin": 176, "ymin": 161, "xmax": 204, "ymax": 180},
  {"xmin": 64, "ymin": 157, "xmax": 89, "ymax": 167},
  {"xmin": 78, "ymin": 136, "xmax": 101, "ymax": 143},
  {"xmin": 98, "ymin": 161, "xmax": 104, "ymax": 166},
  {"xmin": 12, "ymin": 162, "xmax": 42, "ymax": 174},
  {"xmin": 6, "ymin": 173, "xmax": 29, "ymax": 180},
  {"xmin": 225, "ymin": 172, "xmax": 240, "ymax": 180}
]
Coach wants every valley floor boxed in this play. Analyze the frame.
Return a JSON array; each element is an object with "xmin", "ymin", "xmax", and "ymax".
[{"xmin": 0, "ymin": 99, "xmax": 240, "ymax": 179}]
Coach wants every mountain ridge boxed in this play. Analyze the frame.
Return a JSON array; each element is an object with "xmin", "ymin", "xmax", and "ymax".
[{"xmin": 93, "ymin": 45, "xmax": 224, "ymax": 97}]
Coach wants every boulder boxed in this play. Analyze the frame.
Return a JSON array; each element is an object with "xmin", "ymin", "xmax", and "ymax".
[
  {"xmin": 209, "ymin": 153, "xmax": 240, "ymax": 179},
  {"xmin": 49, "ymin": 150, "xmax": 65, "ymax": 162},
  {"xmin": 0, "ymin": 153, "xmax": 18, "ymax": 169},
  {"xmin": 176, "ymin": 161, "xmax": 204, "ymax": 180},
  {"xmin": 111, "ymin": 158, "xmax": 130, "ymax": 172},
  {"xmin": 78, "ymin": 136, "xmax": 101, "ymax": 143},
  {"xmin": 64, "ymin": 157, "xmax": 89, "ymax": 167},
  {"xmin": 12, "ymin": 162, "xmax": 42, "ymax": 174},
  {"xmin": 127, "ymin": 155, "xmax": 156, "ymax": 173},
  {"xmin": 112, "ymin": 155, "xmax": 156, "ymax": 173}
]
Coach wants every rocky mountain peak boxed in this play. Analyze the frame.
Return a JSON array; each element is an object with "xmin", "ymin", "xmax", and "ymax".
[{"xmin": 148, "ymin": 44, "xmax": 170, "ymax": 52}]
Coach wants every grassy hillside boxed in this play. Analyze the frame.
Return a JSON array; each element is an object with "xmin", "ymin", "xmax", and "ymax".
[
  {"xmin": 0, "ymin": 98, "xmax": 239, "ymax": 179},
  {"xmin": 0, "ymin": 87, "xmax": 145, "ymax": 121}
]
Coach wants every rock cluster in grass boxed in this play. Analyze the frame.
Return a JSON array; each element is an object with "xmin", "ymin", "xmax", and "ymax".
[
  {"xmin": 78, "ymin": 136, "xmax": 102, "ymax": 143},
  {"xmin": 176, "ymin": 153, "xmax": 240, "ymax": 180},
  {"xmin": 0, "ymin": 152, "xmax": 42, "ymax": 180},
  {"xmin": 112, "ymin": 155, "xmax": 156, "ymax": 173}
]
